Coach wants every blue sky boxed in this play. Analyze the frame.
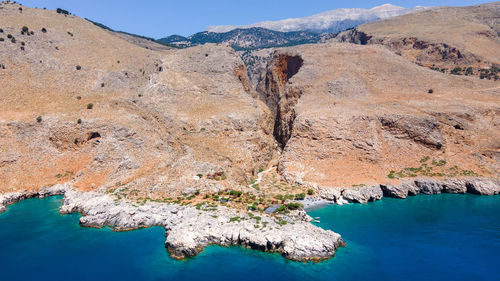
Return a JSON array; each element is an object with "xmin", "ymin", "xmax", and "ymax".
[{"xmin": 20, "ymin": 0, "xmax": 490, "ymax": 38}]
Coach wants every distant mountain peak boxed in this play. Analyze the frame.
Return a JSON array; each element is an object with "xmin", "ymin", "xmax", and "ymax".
[{"xmin": 206, "ymin": 4, "xmax": 427, "ymax": 34}]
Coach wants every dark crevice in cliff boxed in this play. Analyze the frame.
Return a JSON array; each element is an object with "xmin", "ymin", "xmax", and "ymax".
[{"xmin": 258, "ymin": 54, "xmax": 304, "ymax": 149}]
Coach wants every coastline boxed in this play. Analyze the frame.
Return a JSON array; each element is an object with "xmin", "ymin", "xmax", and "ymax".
[{"xmin": 1, "ymin": 176, "xmax": 498, "ymax": 262}]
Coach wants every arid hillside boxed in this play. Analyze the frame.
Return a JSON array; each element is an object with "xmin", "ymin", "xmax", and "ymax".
[
  {"xmin": 0, "ymin": 1, "xmax": 499, "ymax": 207},
  {"xmin": 336, "ymin": 2, "xmax": 500, "ymax": 79},
  {"xmin": 257, "ymin": 43, "xmax": 499, "ymax": 189},
  {"xmin": 0, "ymin": 2, "xmax": 275, "ymax": 197}
]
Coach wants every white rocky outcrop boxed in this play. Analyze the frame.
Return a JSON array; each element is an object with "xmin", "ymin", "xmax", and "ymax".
[
  {"xmin": 56, "ymin": 188, "xmax": 345, "ymax": 261},
  {"xmin": 316, "ymin": 177, "xmax": 500, "ymax": 204}
]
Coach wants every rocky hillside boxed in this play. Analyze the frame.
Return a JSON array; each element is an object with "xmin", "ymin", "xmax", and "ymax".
[
  {"xmin": 158, "ymin": 27, "xmax": 321, "ymax": 50},
  {"xmin": 256, "ymin": 43, "xmax": 499, "ymax": 189},
  {"xmin": 207, "ymin": 4, "xmax": 426, "ymax": 33},
  {"xmin": 0, "ymin": 2, "xmax": 276, "ymax": 197},
  {"xmin": 335, "ymin": 2, "xmax": 500, "ymax": 80},
  {"xmin": 1, "ymin": 0, "xmax": 499, "ymax": 199}
]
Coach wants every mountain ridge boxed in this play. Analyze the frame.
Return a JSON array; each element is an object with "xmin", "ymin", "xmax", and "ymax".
[{"xmin": 206, "ymin": 4, "xmax": 426, "ymax": 33}]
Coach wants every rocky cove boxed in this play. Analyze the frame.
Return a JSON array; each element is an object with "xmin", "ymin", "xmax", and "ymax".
[{"xmin": 1, "ymin": 177, "xmax": 498, "ymax": 262}]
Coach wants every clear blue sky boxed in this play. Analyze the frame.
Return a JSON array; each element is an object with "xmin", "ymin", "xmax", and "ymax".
[{"xmin": 20, "ymin": 0, "xmax": 490, "ymax": 38}]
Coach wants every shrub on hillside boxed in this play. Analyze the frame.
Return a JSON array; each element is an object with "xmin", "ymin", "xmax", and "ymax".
[{"xmin": 56, "ymin": 8, "xmax": 69, "ymax": 15}]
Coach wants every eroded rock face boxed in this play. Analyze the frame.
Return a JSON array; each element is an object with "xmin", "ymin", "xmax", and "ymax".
[
  {"xmin": 256, "ymin": 42, "xmax": 499, "ymax": 190},
  {"xmin": 333, "ymin": 3, "xmax": 500, "ymax": 78},
  {"xmin": 342, "ymin": 185, "xmax": 383, "ymax": 204}
]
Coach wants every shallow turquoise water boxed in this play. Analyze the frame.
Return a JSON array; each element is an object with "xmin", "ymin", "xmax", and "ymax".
[{"xmin": 0, "ymin": 194, "xmax": 499, "ymax": 281}]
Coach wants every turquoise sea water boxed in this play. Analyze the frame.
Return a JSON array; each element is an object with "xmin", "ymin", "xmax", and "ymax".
[{"xmin": 1, "ymin": 194, "xmax": 499, "ymax": 281}]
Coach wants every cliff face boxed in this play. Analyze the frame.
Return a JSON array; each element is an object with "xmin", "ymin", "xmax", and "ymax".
[
  {"xmin": 334, "ymin": 2, "xmax": 500, "ymax": 79},
  {"xmin": 257, "ymin": 43, "xmax": 500, "ymax": 189},
  {"xmin": 0, "ymin": 3, "xmax": 276, "ymax": 196},
  {"xmin": 1, "ymin": 2, "xmax": 499, "ymax": 199}
]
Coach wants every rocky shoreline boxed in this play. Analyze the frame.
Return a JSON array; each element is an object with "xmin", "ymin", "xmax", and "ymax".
[
  {"xmin": 0, "ymin": 184, "xmax": 344, "ymax": 262},
  {"xmin": 0, "ymin": 176, "xmax": 498, "ymax": 262},
  {"xmin": 317, "ymin": 177, "xmax": 500, "ymax": 205}
]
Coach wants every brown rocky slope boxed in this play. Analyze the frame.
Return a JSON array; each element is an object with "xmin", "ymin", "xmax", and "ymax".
[
  {"xmin": 257, "ymin": 43, "xmax": 499, "ymax": 190},
  {"xmin": 0, "ymin": 2, "xmax": 275, "ymax": 197},
  {"xmin": 335, "ymin": 2, "xmax": 500, "ymax": 79}
]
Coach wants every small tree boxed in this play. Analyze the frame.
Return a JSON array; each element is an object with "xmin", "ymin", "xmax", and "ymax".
[
  {"xmin": 428, "ymin": 89, "xmax": 434, "ymax": 94},
  {"xmin": 87, "ymin": 103, "xmax": 93, "ymax": 109}
]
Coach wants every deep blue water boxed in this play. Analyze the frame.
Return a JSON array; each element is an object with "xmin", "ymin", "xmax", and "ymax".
[{"xmin": 0, "ymin": 194, "xmax": 499, "ymax": 281}]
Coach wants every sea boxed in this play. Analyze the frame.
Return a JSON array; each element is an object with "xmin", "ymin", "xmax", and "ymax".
[{"xmin": 1, "ymin": 194, "xmax": 499, "ymax": 281}]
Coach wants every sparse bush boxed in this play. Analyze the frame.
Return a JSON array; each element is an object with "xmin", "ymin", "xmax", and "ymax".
[
  {"xmin": 11, "ymin": 37, "xmax": 15, "ymax": 43},
  {"xmin": 36, "ymin": 116, "xmax": 42, "ymax": 123},
  {"xmin": 76, "ymin": 65, "xmax": 81, "ymax": 70},
  {"xmin": 86, "ymin": 103, "xmax": 93, "ymax": 109},
  {"xmin": 286, "ymin": 202, "xmax": 303, "ymax": 210},
  {"xmin": 56, "ymin": 8, "xmax": 69, "ymax": 15},
  {"xmin": 294, "ymin": 193, "xmax": 306, "ymax": 200},
  {"xmin": 428, "ymin": 89, "xmax": 433, "ymax": 94},
  {"xmin": 41, "ymin": 28, "xmax": 47, "ymax": 33},
  {"xmin": 20, "ymin": 41, "xmax": 24, "ymax": 46},
  {"xmin": 451, "ymin": 67, "xmax": 462, "ymax": 75},
  {"xmin": 7, "ymin": 34, "xmax": 12, "ymax": 39},
  {"xmin": 0, "ymin": 28, "xmax": 3, "ymax": 33},
  {"xmin": 0, "ymin": 38, "xmax": 4, "ymax": 42},
  {"xmin": 307, "ymin": 189, "xmax": 314, "ymax": 195},
  {"xmin": 229, "ymin": 190, "xmax": 242, "ymax": 197},
  {"xmin": 101, "ymin": 83, "xmax": 104, "ymax": 87},
  {"xmin": 30, "ymin": 31, "xmax": 34, "ymax": 35},
  {"xmin": 77, "ymin": 118, "xmax": 82, "ymax": 124},
  {"xmin": 21, "ymin": 26, "xmax": 29, "ymax": 33},
  {"xmin": 436, "ymin": 143, "xmax": 442, "ymax": 150},
  {"xmin": 76, "ymin": 96, "xmax": 82, "ymax": 100}
]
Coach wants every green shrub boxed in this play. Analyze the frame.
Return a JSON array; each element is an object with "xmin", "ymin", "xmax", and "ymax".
[
  {"xmin": 41, "ymin": 28, "xmax": 47, "ymax": 33},
  {"xmin": 56, "ymin": 8, "xmax": 70, "ymax": 15},
  {"xmin": 86, "ymin": 103, "xmax": 93, "ymax": 109},
  {"xmin": 229, "ymin": 190, "xmax": 242, "ymax": 197},
  {"xmin": 76, "ymin": 65, "xmax": 81, "ymax": 70},
  {"xmin": 77, "ymin": 118, "xmax": 82, "ymax": 124},
  {"xmin": 7, "ymin": 34, "xmax": 12, "ymax": 39},
  {"xmin": 428, "ymin": 89, "xmax": 433, "ymax": 94},
  {"xmin": 36, "ymin": 116, "xmax": 42, "ymax": 123},
  {"xmin": 286, "ymin": 202, "xmax": 303, "ymax": 210},
  {"xmin": 294, "ymin": 193, "xmax": 306, "ymax": 200},
  {"xmin": 22, "ymin": 26, "xmax": 29, "ymax": 33},
  {"xmin": 307, "ymin": 189, "xmax": 314, "ymax": 195}
]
